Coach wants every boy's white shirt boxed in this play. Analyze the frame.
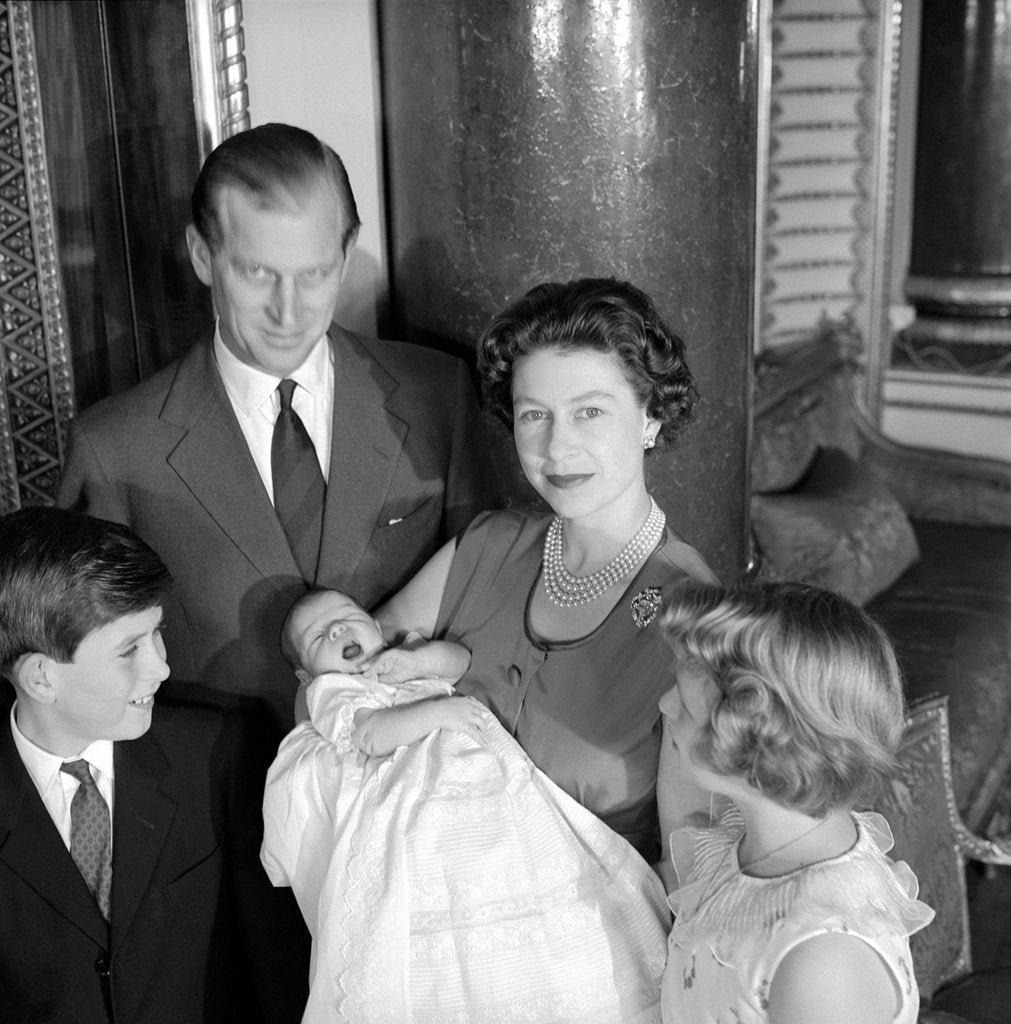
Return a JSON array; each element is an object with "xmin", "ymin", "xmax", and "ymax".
[{"xmin": 9, "ymin": 702, "xmax": 115, "ymax": 851}]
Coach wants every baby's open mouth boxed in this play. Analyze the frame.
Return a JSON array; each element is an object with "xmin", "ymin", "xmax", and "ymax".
[{"xmin": 342, "ymin": 642, "xmax": 362, "ymax": 661}]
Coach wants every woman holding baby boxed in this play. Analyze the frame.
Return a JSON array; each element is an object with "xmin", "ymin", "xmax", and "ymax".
[
  {"xmin": 381, "ymin": 275, "xmax": 717, "ymax": 866},
  {"xmin": 265, "ymin": 276, "xmax": 717, "ymax": 1023}
]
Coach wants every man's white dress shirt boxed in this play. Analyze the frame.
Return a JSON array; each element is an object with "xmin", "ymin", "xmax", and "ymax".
[{"xmin": 213, "ymin": 325, "xmax": 334, "ymax": 501}]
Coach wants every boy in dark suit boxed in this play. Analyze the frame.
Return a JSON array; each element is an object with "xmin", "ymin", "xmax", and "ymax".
[{"xmin": 0, "ymin": 507, "xmax": 296, "ymax": 1023}]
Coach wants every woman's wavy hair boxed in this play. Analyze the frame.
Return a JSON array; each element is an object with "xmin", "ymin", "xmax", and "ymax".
[
  {"xmin": 661, "ymin": 580, "xmax": 905, "ymax": 817},
  {"xmin": 478, "ymin": 277, "xmax": 698, "ymax": 447}
]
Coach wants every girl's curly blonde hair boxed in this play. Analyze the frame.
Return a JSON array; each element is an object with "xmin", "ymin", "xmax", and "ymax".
[{"xmin": 661, "ymin": 580, "xmax": 905, "ymax": 817}]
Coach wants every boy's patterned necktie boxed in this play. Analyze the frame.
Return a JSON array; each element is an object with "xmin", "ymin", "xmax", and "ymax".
[
  {"xmin": 60, "ymin": 759, "xmax": 112, "ymax": 920},
  {"xmin": 272, "ymin": 378, "xmax": 325, "ymax": 583}
]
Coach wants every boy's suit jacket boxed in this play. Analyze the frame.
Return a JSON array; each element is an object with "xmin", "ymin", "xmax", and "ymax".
[
  {"xmin": 57, "ymin": 325, "xmax": 492, "ymax": 738},
  {"xmin": 0, "ymin": 702, "xmax": 291, "ymax": 1024}
]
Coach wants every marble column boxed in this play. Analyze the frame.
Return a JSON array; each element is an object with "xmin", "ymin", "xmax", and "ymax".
[
  {"xmin": 902, "ymin": 0, "xmax": 1011, "ymax": 373},
  {"xmin": 379, "ymin": 0, "xmax": 757, "ymax": 581}
]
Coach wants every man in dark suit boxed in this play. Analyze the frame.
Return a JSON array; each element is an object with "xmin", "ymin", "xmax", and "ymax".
[
  {"xmin": 0, "ymin": 508, "xmax": 275, "ymax": 1024},
  {"xmin": 57, "ymin": 122, "xmax": 492, "ymax": 740}
]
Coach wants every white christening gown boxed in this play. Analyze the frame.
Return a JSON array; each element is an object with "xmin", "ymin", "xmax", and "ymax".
[{"xmin": 262, "ymin": 671, "xmax": 669, "ymax": 1024}]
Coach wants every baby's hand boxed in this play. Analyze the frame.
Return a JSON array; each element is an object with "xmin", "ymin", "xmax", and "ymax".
[
  {"xmin": 434, "ymin": 696, "xmax": 486, "ymax": 744},
  {"xmin": 369, "ymin": 647, "xmax": 421, "ymax": 685}
]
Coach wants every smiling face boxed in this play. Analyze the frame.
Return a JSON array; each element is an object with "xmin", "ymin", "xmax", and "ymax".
[
  {"xmin": 511, "ymin": 347, "xmax": 657, "ymax": 526},
  {"xmin": 286, "ymin": 590, "xmax": 386, "ymax": 679},
  {"xmin": 659, "ymin": 661, "xmax": 724, "ymax": 791},
  {"xmin": 42, "ymin": 606, "xmax": 169, "ymax": 754},
  {"xmin": 187, "ymin": 181, "xmax": 350, "ymax": 378}
]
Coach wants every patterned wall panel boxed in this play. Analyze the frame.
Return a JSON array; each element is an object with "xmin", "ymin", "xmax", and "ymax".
[
  {"xmin": 759, "ymin": 0, "xmax": 900, "ymax": 416},
  {"xmin": 0, "ymin": 0, "xmax": 73, "ymax": 513},
  {"xmin": 0, "ymin": 1, "xmax": 248, "ymax": 514}
]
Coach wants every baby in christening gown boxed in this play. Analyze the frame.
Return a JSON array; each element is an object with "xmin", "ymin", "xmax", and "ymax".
[{"xmin": 261, "ymin": 588, "xmax": 669, "ymax": 1024}]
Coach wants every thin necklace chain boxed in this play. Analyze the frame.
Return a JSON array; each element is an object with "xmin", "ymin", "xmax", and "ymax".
[
  {"xmin": 542, "ymin": 496, "xmax": 666, "ymax": 607},
  {"xmin": 739, "ymin": 816, "xmax": 829, "ymax": 873},
  {"xmin": 690, "ymin": 814, "xmax": 833, "ymax": 921}
]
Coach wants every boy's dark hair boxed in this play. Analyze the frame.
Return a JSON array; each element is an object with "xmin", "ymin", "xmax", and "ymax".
[{"xmin": 0, "ymin": 507, "xmax": 172, "ymax": 678}]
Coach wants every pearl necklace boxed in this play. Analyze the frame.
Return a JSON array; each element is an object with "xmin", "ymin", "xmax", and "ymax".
[{"xmin": 542, "ymin": 497, "xmax": 666, "ymax": 607}]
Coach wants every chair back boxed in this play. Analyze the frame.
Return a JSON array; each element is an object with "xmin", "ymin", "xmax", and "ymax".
[{"xmin": 874, "ymin": 695, "xmax": 971, "ymax": 1001}]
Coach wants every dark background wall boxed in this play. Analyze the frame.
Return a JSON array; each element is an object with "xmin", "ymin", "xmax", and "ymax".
[
  {"xmin": 379, "ymin": 0, "xmax": 757, "ymax": 581},
  {"xmin": 31, "ymin": 0, "xmax": 210, "ymax": 412}
]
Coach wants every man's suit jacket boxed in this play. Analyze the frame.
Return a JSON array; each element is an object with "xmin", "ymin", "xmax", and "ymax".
[
  {"xmin": 0, "ymin": 704, "xmax": 273, "ymax": 1024},
  {"xmin": 57, "ymin": 325, "xmax": 492, "ymax": 737}
]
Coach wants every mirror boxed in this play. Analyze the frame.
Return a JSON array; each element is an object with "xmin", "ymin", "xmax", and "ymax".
[
  {"xmin": 755, "ymin": 0, "xmax": 901, "ymax": 421},
  {"xmin": 0, "ymin": 0, "xmax": 248, "ymax": 513}
]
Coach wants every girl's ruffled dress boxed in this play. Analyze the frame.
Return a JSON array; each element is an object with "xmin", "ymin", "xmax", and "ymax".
[
  {"xmin": 262, "ymin": 672, "xmax": 669, "ymax": 1024},
  {"xmin": 661, "ymin": 807, "xmax": 935, "ymax": 1023}
]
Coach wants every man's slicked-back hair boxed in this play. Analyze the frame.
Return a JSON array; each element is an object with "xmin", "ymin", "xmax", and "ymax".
[
  {"xmin": 191, "ymin": 122, "xmax": 362, "ymax": 254},
  {"xmin": 0, "ymin": 507, "xmax": 172, "ymax": 678}
]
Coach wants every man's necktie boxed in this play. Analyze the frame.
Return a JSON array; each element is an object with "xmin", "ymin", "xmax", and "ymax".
[
  {"xmin": 272, "ymin": 378, "xmax": 326, "ymax": 583},
  {"xmin": 60, "ymin": 759, "xmax": 112, "ymax": 920}
]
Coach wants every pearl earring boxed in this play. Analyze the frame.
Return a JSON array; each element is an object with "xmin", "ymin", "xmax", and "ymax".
[{"xmin": 643, "ymin": 435, "xmax": 656, "ymax": 450}]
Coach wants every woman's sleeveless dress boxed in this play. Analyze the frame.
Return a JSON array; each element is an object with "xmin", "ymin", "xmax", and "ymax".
[{"xmin": 436, "ymin": 509, "xmax": 716, "ymax": 861}]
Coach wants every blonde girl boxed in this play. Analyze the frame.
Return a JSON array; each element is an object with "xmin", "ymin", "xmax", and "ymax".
[{"xmin": 659, "ymin": 581, "xmax": 933, "ymax": 1024}]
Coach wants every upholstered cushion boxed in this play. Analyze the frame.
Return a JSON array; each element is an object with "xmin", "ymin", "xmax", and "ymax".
[
  {"xmin": 876, "ymin": 698, "xmax": 969, "ymax": 1003},
  {"xmin": 867, "ymin": 521, "xmax": 1011, "ymax": 831},
  {"xmin": 751, "ymin": 336, "xmax": 861, "ymax": 492},
  {"xmin": 751, "ymin": 447, "xmax": 920, "ymax": 605}
]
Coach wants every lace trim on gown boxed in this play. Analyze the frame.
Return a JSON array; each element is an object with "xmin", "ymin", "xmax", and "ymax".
[
  {"xmin": 299, "ymin": 673, "xmax": 668, "ymax": 1023},
  {"xmin": 305, "ymin": 673, "xmax": 456, "ymax": 1021}
]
